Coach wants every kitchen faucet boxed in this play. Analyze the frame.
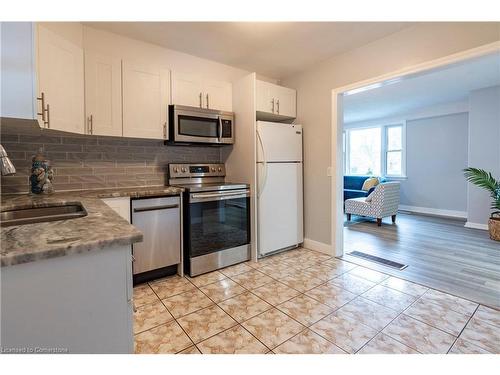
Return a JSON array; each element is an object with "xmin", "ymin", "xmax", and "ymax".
[{"xmin": 0, "ymin": 144, "xmax": 16, "ymax": 176}]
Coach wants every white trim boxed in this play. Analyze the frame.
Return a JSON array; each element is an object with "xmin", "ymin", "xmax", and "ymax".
[
  {"xmin": 464, "ymin": 222, "xmax": 488, "ymax": 230},
  {"xmin": 398, "ymin": 205, "xmax": 467, "ymax": 219},
  {"xmin": 332, "ymin": 41, "xmax": 500, "ymax": 258},
  {"xmin": 302, "ymin": 238, "xmax": 332, "ymax": 255}
]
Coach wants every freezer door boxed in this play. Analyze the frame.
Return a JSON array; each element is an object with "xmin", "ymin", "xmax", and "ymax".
[
  {"xmin": 258, "ymin": 162, "xmax": 303, "ymax": 256},
  {"xmin": 257, "ymin": 121, "xmax": 302, "ymax": 162}
]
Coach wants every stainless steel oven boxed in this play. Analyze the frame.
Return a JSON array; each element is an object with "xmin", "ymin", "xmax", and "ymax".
[
  {"xmin": 169, "ymin": 163, "xmax": 251, "ymax": 277},
  {"xmin": 169, "ymin": 105, "xmax": 234, "ymax": 145}
]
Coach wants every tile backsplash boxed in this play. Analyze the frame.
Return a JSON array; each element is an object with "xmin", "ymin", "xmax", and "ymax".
[{"xmin": 0, "ymin": 125, "xmax": 222, "ymax": 194}]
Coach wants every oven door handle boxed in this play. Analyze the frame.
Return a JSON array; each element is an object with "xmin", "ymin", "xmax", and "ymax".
[{"xmin": 190, "ymin": 190, "xmax": 250, "ymax": 203}]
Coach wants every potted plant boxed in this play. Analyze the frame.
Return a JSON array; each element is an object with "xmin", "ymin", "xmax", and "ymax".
[{"xmin": 464, "ymin": 167, "xmax": 500, "ymax": 241}]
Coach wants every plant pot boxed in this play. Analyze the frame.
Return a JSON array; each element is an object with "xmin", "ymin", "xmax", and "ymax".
[{"xmin": 488, "ymin": 217, "xmax": 500, "ymax": 241}]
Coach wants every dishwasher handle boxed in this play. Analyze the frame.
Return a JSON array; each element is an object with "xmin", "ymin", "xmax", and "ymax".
[{"xmin": 133, "ymin": 204, "xmax": 179, "ymax": 213}]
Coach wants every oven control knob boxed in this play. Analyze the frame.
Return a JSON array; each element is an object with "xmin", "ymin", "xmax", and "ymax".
[
  {"xmin": 211, "ymin": 167, "xmax": 216, "ymax": 172},
  {"xmin": 218, "ymin": 167, "xmax": 222, "ymax": 172},
  {"xmin": 181, "ymin": 167, "xmax": 187, "ymax": 173},
  {"xmin": 173, "ymin": 167, "xmax": 179, "ymax": 173}
]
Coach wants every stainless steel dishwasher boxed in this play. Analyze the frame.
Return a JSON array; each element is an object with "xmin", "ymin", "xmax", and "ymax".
[{"xmin": 131, "ymin": 196, "xmax": 181, "ymax": 283}]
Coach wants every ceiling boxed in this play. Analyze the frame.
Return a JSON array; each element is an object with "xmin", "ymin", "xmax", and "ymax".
[
  {"xmin": 84, "ymin": 22, "xmax": 411, "ymax": 79},
  {"xmin": 343, "ymin": 52, "xmax": 500, "ymax": 124}
]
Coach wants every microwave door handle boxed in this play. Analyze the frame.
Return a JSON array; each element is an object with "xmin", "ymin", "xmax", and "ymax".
[{"xmin": 218, "ymin": 116, "xmax": 222, "ymax": 143}]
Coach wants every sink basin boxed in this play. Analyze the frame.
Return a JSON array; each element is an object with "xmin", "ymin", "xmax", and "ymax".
[{"xmin": 0, "ymin": 202, "xmax": 88, "ymax": 227}]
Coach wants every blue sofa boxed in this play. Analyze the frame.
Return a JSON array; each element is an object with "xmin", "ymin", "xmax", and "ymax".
[{"xmin": 344, "ymin": 175, "xmax": 385, "ymax": 201}]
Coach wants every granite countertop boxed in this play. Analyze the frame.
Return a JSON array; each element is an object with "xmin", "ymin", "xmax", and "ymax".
[{"xmin": 0, "ymin": 186, "xmax": 184, "ymax": 267}]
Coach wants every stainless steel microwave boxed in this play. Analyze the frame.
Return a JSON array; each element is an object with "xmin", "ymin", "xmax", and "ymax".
[{"xmin": 168, "ymin": 105, "xmax": 234, "ymax": 145}]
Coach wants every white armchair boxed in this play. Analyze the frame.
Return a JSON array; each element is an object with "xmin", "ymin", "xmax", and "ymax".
[{"xmin": 345, "ymin": 182, "xmax": 400, "ymax": 226}]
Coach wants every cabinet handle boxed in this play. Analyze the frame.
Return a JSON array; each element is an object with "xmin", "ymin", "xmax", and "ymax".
[
  {"xmin": 206, "ymin": 93, "xmax": 209, "ymax": 109},
  {"xmin": 37, "ymin": 92, "xmax": 47, "ymax": 123},
  {"xmin": 88, "ymin": 114, "xmax": 93, "ymax": 135},
  {"xmin": 163, "ymin": 122, "xmax": 167, "ymax": 139},
  {"xmin": 276, "ymin": 99, "xmax": 280, "ymax": 114},
  {"xmin": 45, "ymin": 104, "xmax": 50, "ymax": 129},
  {"xmin": 199, "ymin": 92, "xmax": 202, "ymax": 108},
  {"xmin": 271, "ymin": 98, "xmax": 275, "ymax": 113}
]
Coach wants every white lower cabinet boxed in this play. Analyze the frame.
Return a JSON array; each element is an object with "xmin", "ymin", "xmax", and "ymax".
[
  {"xmin": 0, "ymin": 245, "xmax": 134, "ymax": 353},
  {"xmin": 122, "ymin": 61, "xmax": 170, "ymax": 140}
]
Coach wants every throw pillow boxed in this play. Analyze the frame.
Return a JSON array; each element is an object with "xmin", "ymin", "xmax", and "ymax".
[{"xmin": 362, "ymin": 177, "xmax": 379, "ymax": 192}]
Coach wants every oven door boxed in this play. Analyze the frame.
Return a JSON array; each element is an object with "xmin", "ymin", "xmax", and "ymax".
[{"xmin": 186, "ymin": 189, "xmax": 250, "ymax": 258}]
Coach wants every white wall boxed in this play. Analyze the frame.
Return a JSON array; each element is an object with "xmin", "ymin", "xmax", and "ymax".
[
  {"xmin": 467, "ymin": 85, "xmax": 500, "ymax": 227},
  {"xmin": 402, "ymin": 113, "xmax": 469, "ymax": 215},
  {"xmin": 281, "ymin": 22, "xmax": 500, "ymax": 246}
]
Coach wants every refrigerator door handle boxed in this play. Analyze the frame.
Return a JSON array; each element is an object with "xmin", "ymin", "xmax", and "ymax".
[{"xmin": 256, "ymin": 129, "xmax": 268, "ymax": 198}]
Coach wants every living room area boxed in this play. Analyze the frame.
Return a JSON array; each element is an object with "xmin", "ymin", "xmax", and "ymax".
[{"xmin": 339, "ymin": 52, "xmax": 500, "ymax": 308}]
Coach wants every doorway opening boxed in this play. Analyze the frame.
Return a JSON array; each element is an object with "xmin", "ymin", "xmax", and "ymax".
[{"xmin": 330, "ymin": 42, "xmax": 500, "ymax": 307}]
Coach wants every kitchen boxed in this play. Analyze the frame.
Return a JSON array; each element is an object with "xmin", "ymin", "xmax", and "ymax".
[
  {"xmin": 2, "ymin": 15, "xmax": 499, "ymax": 362},
  {"xmin": 0, "ymin": 22, "xmax": 303, "ymax": 353}
]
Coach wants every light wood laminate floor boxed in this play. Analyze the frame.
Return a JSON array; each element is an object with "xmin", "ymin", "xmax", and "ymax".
[{"xmin": 343, "ymin": 212, "xmax": 500, "ymax": 309}]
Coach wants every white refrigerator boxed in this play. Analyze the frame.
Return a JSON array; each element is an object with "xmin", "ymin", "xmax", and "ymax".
[{"xmin": 256, "ymin": 121, "xmax": 304, "ymax": 256}]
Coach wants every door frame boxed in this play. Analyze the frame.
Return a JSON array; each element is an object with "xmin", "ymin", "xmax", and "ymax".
[{"xmin": 330, "ymin": 41, "xmax": 500, "ymax": 257}]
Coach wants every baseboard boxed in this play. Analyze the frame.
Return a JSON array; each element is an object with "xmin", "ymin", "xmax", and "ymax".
[
  {"xmin": 302, "ymin": 238, "xmax": 332, "ymax": 255},
  {"xmin": 464, "ymin": 222, "xmax": 488, "ymax": 230},
  {"xmin": 398, "ymin": 205, "xmax": 467, "ymax": 219}
]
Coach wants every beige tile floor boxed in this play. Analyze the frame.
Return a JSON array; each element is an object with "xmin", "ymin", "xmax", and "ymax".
[{"xmin": 133, "ymin": 247, "xmax": 500, "ymax": 354}]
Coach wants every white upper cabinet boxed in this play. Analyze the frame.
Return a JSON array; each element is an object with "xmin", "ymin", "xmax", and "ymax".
[
  {"xmin": 204, "ymin": 78, "xmax": 232, "ymax": 112},
  {"xmin": 171, "ymin": 71, "xmax": 232, "ymax": 111},
  {"xmin": 37, "ymin": 24, "xmax": 85, "ymax": 133},
  {"xmin": 84, "ymin": 51, "xmax": 123, "ymax": 136},
  {"xmin": 171, "ymin": 71, "xmax": 204, "ymax": 108},
  {"xmin": 275, "ymin": 84, "xmax": 296, "ymax": 118},
  {"xmin": 256, "ymin": 79, "xmax": 296, "ymax": 119},
  {"xmin": 256, "ymin": 80, "xmax": 274, "ymax": 114},
  {"xmin": 0, "ymin": 22, "xmax": 37, "ymax": 120},
  {"xmin": 122, "ymin": 61, "xmax": 170, "ymax": 140}
]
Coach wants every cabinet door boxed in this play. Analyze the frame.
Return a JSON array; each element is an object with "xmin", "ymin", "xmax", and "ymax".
[
  {"xmin": 0, "ymin": 22, "xmax": 36, "ymax": 120},
  {"xmin": 275, "ymin": 85, "xmax": 296, "ymax": 118},
  {"xmin": 204, "ymin": 79, "xmax": 232, "ymax": 111},
  {"xmin": 171, "ymin": 71, "xmax": 203, "ymax": 108},
  {"xmin": 84, "ymin": 51, "xmax": 122, "ymax": 136},
  {"xmin": 256, "ymin": 80, "xmax": 274, "ymax": 114},
  {"xmin": 122, "ymin": 61, "xmax": 170, "ymax": 140},
  {"xmin": 37, "ymin": 25, "xmax": 84, "ymax": 133}
]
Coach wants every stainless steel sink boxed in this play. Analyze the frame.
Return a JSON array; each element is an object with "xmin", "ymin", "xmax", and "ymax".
[{"xmin": 0, "ymin": 202, "xmax": 88, "ymax": 227}]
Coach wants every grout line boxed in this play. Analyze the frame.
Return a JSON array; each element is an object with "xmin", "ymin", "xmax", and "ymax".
[{"xmin": 446, "ymin": 304, "xmax": 480, "ymax": 354}]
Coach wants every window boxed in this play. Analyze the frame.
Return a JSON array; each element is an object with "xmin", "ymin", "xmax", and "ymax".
[
  {"xmin": 345, "ymin": 123, "xmax": 406, "ymax": 177},
  {"xmin": 385, "ymin": 125, "xmax": 403, "ymax": 176}
]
